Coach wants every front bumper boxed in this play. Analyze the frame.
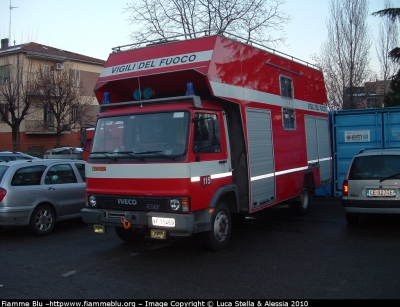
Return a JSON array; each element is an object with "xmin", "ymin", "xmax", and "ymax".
[{"xmin": 81, "ymin": 208, "xmax": 198, "ymax": 236}]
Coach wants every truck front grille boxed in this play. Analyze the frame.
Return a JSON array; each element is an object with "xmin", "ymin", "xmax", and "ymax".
[{"xmin": 94, "ymin": 195, "xmax": 169, "ymax": 211}]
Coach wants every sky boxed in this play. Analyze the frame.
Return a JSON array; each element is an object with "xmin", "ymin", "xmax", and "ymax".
[{"xmin": 0, "ymin": 0, "xmax": 399, "ymax": 75}]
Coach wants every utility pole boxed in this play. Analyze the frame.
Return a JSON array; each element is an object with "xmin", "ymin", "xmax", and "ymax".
[{"xmin": 9, "ymin": 0, "xmax": 18, "ymax": 42}]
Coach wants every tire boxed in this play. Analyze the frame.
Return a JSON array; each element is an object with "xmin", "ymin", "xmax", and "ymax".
[
  {"xmin": 289, "ymin": 188, "xmax": 310, "ymax": 215},
  {"xmin": 29, "ymin": 205, "xmax": 56, "ymax": 236},
  {"xmin": 345, "ymin": 212, "xmax": 360, "ymax": 225},
  {"xmin": 202, "ymin": 202, "xmax": 232, "ymax": 251},
  {"xmin": 115, "ymin": 226, "xmax": 146, "ymax": 243}
]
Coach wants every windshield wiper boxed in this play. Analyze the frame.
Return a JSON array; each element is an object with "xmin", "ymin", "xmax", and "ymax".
[
  {"xmin": 135, "ymin": 151, "xmax": 175, "ymax": 160},
  {"xmin": 380, "ymin": 172, "xmax": 400, "ymax": 182},
  {"xmin": 90, "ymin": 151, "xmax": 117, "ymax": 161},
  {"xmin": 117, "ymin": 151, "xmax": 145, "ymax": 161}
]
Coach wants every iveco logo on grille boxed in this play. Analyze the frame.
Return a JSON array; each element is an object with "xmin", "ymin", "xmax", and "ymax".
[{"xmin": 118, "ymin": 199, "xmax": 137, "ymax": 205}]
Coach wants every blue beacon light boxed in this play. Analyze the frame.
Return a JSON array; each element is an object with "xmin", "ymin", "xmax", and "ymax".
[
  {"xmin": 186, "ymin": 82, "xmax": 195, "ymax": 95},
  {"xmin": 143, "ymin": 87, "xmax": 155, "ymax": 99},
  {"xmin": 133, "ymin": 89, "xmax": 142, "ymax": 101},
  {"xmin": 103, "ymin": 92, "xmax": 111, "ymax": 104}
]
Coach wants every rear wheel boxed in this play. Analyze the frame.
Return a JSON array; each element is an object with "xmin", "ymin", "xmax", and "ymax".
[
  {"xmin": 345, "ymin": 212, "xmax": 360, "ymax": 225},
  {"xmin": 29, "ymin": 204, "xmax": 55, "ymax": 236},
  {"xmin": 202, "ymin": 202, "xmax": 232, "ymax": 251},
  {"xmin": 289, "ymin": 188, "xmax": 309, "ymax": 215},
  {"xmin": 115, "ymin": 227, "xmax": 146, "ymax": 243}
]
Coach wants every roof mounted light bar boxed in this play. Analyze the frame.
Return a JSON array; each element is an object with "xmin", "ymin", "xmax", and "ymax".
[{"xmin": 99, "ymin": 95, "xmax": 202, "ymax": 112}]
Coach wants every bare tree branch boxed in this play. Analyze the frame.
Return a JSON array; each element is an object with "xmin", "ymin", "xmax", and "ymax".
[
  {"xmin": 124, "ymin": 0, "xmax": 291, "ymax": 47},
  {"xmin": 32, "ymin": 64, "xmax": 95, "ymax": 147},
  {"xmin": 0, "ymin": 57, "xmax": 38, "ymax": 150},
  {"xmin": 312, "ymin": 0, "xmax": 373, "ymax": 110}
]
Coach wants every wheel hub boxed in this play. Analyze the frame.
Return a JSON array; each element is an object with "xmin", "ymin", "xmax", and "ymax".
[{"xmin": 214, "ymin": 212, "xmax": 229, "ymax": 241}]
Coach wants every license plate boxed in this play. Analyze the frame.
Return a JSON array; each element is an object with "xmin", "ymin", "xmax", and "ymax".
[
  {"xmin": 152, "ymin": 217, "xmax": 175, "ymax": 227},
  {"xmin": 151, "ymin": 229, "xmax": 167, "ymax": 239},
  {"xmin": 366, "ymin": 189, "xmax": 397, "ymax": 197},
  {"xmin": 93, "ymin": 224, "xmax": 106, "ymax": 233}
]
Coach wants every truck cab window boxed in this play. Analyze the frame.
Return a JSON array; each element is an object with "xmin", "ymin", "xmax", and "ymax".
[{"xmin": 193, "ymin": 113, "xmax": 221, "ymax": 153}]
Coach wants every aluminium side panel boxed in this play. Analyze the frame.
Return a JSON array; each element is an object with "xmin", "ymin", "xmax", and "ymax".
[{"xmin": 245, "ymin": 108, "xmax": 275, "ymax": 211}]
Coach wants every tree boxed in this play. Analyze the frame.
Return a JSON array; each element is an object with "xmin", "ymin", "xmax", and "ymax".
[
  {"xmin": 0, "ymin": 57, "xmax": 37, "ymax": 151},
  {"xmin": 373, "ymin": 4, "xmax": 400, "ymax": 106},
  {"xmin": 124, "ymin": 0, "xmax": 291, "ymax": 47},
  {"xmin": 372, "ymin": 7, "xmax": 400, "ymax": 63},
  {"xmin": 384, "ymin": 68, "xmax": 400, "ymax": 106},
  {"xmin": 375, "ymin": 0, "xmax": 399, "ymax": 84},
  {"xmin": 312, "ymin": 0, "xmax": 373, "ymax": 110},
  {"xmin": 33, "ymin": 64, "xmax": 95, "ymax": 147}
]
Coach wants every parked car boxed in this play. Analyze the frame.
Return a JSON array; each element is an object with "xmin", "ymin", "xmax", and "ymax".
[
  {"xmin": 0, "ymin": 159, "xmax": 87, "ymax": 235},
  {"xmin": 342, "ymin": 147, "xmax": 400, "ymax": 224},
  {"xmin": 0, "ymin": 151, "xmax": 39, "ymax": 162}
]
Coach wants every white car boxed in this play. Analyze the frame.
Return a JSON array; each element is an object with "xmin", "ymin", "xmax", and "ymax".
[
  {"xmin": 342, "ymin": 147, "xmax": 400, "ymax": 224},
  {"xmin": 0, "ymin": 159, "xmax": 86, "ymax": 235}
]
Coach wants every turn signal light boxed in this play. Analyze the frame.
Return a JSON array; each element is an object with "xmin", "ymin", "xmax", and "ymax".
[{"xmin": 181, "ymin": 197, "xmax": 190, "ymax": 212}]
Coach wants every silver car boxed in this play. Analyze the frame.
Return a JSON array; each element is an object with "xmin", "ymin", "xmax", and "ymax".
[
  {"xmin": 342, "ymin": 147, "xmax": 400, "ymax": 224},
  {"xmin": 0, "ymin": 159, "xmax": 86, "ymax": 235}
]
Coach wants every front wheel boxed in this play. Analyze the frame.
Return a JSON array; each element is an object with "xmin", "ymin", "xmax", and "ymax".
[
  {"xmin": 202, "ymin": 202, "xmax": 232, "ymax": 251},
  {"xmin": 29, "ymin": 204, "xmax": 56, "ymax": 235},
  {"xmin": 289, "ymin": 188, "xmax": 309, "ymax": 215}
]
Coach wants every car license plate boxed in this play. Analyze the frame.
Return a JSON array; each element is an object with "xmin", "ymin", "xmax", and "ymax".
[
  {"xmin": 151, "ymin": 229, "xmax": 167, "ymax": 239},
  {"xmin": 152, "ymin": 217, "xmax": 175, "ymax": 227},
  {"xmin": 366, "ymin": 189, "xmax": 396, "ymax": 197},
  {"xmin": 93, "ymin": 224, "xmax": 106, "ymax": 233}
]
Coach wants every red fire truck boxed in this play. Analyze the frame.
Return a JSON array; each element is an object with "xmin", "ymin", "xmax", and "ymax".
[{"xmin": 81, "ymin": 34, "xmax": 331, "ymax": 250}]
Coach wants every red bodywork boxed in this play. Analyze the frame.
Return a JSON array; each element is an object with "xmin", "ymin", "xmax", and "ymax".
[{"xmin": 87, "ymin": 35, "xmax": 329, "ymax": 214}]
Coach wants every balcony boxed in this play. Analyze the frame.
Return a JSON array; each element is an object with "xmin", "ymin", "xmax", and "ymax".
[{"xmin": 24, "ymin": 120, "xmax": 71, "ymax": 134}]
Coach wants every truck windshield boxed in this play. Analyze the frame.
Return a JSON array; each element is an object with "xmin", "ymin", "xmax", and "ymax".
[{"xmin": 90, "ymin": 111, "xmax": 190, "ymax": 159}]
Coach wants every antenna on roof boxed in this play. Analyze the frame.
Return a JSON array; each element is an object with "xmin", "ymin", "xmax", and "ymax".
[{"xmin": 9, "ymin": 0, "xmax": 18, "ymax": 42}]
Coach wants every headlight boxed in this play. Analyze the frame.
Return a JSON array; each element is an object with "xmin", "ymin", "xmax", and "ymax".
[
  {"xmin": 89, "ymin": 195, "xmax": 97, "ymax": 207},
  {"xmin": 169, "ymin": 197, "xmax": 190, "ymax": 212},
  {"xmin": 170, "ymin": 199, "xmax": 180, "ymax": 210}
]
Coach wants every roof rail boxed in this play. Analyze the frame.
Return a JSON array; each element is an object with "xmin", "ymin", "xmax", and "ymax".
[{"xmin": 111, "ymin": 30, "xmax": 321, "ymax": 71}]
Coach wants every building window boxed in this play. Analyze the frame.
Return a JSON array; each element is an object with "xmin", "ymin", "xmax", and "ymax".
[
  {"xmin": 44, "ymin": 104, "xmax": 54, "ymax": 125},
  {"xmin": 280, "ymin": 76, "xmax": 293, "ymax": 99},
  {"xmin": 282, "ymin": 107, "xmax": 296, "ymax": 130},
  {"xmin": 71, "ymin": 105, "xmax": 79, "ymax": 122},
  {"xmin": 0, "ymin": 103, "xmax": 9, "ymax": 122},
  {"xmin": 43, "ymin": 65, "xmax": 52, "ymax": 78},
  {"xmin": 367, "ymin": 98, "xmax": 378, "ymax": 108},
  {"xmin": 71, "ymin": 69, "xmax": 80, "ymax": 87},
  {"xmin": 0, "ymin": 65, "xmax": 9, "ymax": 84}
]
